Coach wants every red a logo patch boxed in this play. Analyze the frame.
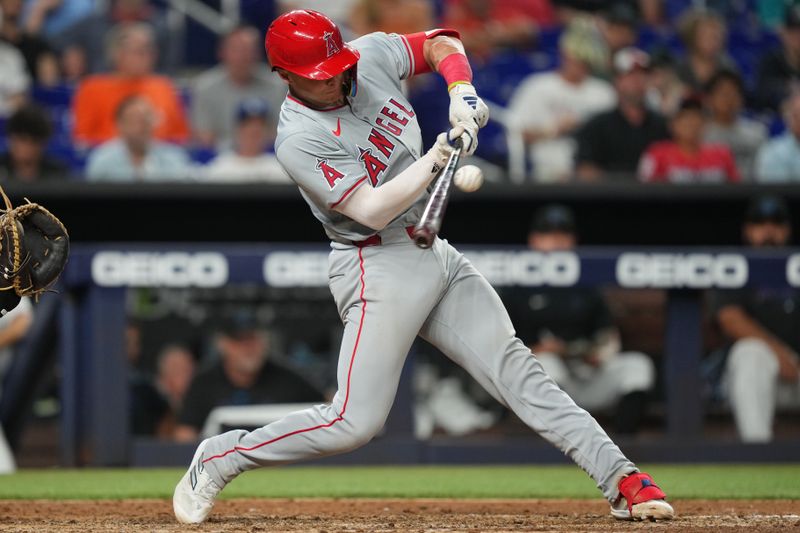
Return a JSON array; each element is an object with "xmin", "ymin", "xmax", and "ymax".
[
  {"xmin": 358, "ymin": 147, "xmax": 387, "ymax": 186},
  {"xmin": 316, "ymin": 158, "xmax": 345, "ymax": 189},
  {"xmin": 323, "ymin": 31, "xmax": 340, "ymax": 58}
]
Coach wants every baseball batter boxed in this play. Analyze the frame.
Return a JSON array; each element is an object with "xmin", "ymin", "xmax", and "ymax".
[{"xmin": 173, "ymin": 10, "xmax": 674, "ymax": 524}]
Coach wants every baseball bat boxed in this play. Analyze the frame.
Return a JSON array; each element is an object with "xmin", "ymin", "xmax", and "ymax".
[{"xmin": 412, "ymin": 141, "xmax": 463, "ymax": 249}]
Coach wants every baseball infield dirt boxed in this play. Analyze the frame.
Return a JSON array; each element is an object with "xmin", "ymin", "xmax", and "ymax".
[{"xmin": 1, "ymin": 498, "xmax": 798, "ymax": 532}]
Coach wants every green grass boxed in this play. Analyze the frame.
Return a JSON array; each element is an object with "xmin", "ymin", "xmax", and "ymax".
[{"xmin": 1, "ymin": 465, "xmax": 798, "ymax": 500}]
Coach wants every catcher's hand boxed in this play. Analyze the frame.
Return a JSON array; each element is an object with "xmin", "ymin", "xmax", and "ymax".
[{"xmin": 0, "ymin": 185, "xmax": 69, "ymax": 315}]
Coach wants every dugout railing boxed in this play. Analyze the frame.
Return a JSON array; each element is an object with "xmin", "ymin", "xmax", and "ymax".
[{"xmin": 57, "ymin": 244, "xmax": 800, "ymax": 467}]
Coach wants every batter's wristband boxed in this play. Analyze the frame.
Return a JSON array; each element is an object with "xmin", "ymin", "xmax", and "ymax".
[
  {"xmin": 447, "ymin": 80, "xmax": 471, "ymax": 92},
  {"xmin": 438, "ymin": 53, "xmax": 472, "ymax": 90}
]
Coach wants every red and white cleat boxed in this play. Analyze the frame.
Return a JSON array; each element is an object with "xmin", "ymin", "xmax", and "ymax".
[{"xmin": 610, "ymin": 472, "xmax": 675, "ymax": 521}]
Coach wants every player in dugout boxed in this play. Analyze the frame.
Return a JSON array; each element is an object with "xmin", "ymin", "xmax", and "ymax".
[{"xmin": 173, "ymin": 10, "xmax": 675, "ymax": 524}]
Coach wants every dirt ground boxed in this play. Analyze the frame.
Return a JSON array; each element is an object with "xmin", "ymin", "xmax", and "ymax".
[{"xmin": 1, "ymin": 498, "xmax": 799, "ymax": 532}]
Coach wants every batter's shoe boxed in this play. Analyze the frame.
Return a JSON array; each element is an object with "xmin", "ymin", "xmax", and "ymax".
[
  {"xmin": 173, "ymin": 438, "xmax": 223, "ymax": 524},
  {"xmin": 610, "ymin": 472, "xmax": 674, "ymax": 521}
]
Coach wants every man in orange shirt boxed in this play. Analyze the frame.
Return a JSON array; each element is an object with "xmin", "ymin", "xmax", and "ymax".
[{"xmin": 71, "ymin": 22, "xmax": 188, "ymax": 146}]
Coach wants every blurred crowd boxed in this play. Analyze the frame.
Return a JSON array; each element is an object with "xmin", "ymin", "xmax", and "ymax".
[{"xmin": 3, "ymin": 0, "xmax": 800, "ymax": 182}]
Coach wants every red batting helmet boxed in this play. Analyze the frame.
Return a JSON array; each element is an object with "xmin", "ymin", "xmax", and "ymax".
[{"xmin": 265, "ymin": 10, "xmax": 360, "ymax": 80}]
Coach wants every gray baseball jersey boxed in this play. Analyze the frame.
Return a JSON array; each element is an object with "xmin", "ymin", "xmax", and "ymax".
[
  {"xmin": 197, "ymin": 32, "xmax": 638, "ymax": 505},
  {"xmin": 274, "ymin": 32, "xmax": 427, "ymax": 243}
]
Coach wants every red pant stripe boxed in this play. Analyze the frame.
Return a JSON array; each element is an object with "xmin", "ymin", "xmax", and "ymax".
[{"xmin": 202, "ymin": 247, "xmax": 367, "ymax": 464}]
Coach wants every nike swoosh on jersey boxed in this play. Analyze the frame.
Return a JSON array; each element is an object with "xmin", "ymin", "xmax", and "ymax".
[{"xmin": 332, "ymin": 118, "xmax": 342, "ymax": 136}]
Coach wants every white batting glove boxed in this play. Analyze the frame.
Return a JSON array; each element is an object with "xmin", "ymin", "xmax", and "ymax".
[
  {"xmin": 449, "ymin": 83, "xmax": 489, "ymax": 130},
  {"xmin": 453, "ymin": 164, "xmax": 484, "ymax": 192}
]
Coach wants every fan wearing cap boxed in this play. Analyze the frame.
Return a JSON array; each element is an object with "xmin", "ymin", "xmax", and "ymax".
[
  {"xmin": 506, "ymin": 23, "xmax": 615, "ymax": 182},
  {"xmin": 708, "ymin": 195, "xmax": 800, "ymax": 442},
  {"xmin": 173, "ymin": 312, "xmax": 324, "ymax": 443},
  {"xmin": 204, "ymin": 98, "xmax": 290, "ymax": 183},
  {"xmin": 755, "ymin": 5, "xmax": 800, "ymax": 112},
  {"xmin": 503, "ymin": 205, "xmax": 656, "ymax": 434},
  {"xmin": 638, "ymin": 95, "xmax": 740, "ymax": 183},
  {"xmin": 755, "ymin": 90, "xmax": 800, "ymax": 182},
  {"xmin": 575, "ymin": 47, "xmax": 669, "ymax": 181}
]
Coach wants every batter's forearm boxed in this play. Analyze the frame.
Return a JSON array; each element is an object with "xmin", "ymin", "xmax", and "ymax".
[
  {"xmin": 334, "ymin": 153, "xmax": 442, "ymax": 230},
  {"xmin": 423, "ymin": 35, "xmax": 466, "ymax": 72}
]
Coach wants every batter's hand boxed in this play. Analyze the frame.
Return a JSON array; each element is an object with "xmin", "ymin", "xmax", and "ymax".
[
  {"xmin": 449, "ymin": 83, "xmax": 489, "ymax": 131},
  {"xmin": 431, "ymin": 126, "xmax": 476, "ymax": 162}
]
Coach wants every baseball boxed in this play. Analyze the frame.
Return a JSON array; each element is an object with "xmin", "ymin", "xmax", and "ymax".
[{"xmin": 453, "ymin": 165, "xmax": 484, "ymax": 192}]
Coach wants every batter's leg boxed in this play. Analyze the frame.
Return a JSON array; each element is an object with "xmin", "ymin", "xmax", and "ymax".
[
  {"xmin": 199, "ymin": 244, "xmax": 446, "ymax": 487},
  {"xmin": 418, "ymin": 241, "xmax": 636, "ymax": 503}
]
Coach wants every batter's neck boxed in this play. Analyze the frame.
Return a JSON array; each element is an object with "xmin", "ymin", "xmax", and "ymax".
[{"xmin": 288, "ymin": 88, "xmax": 347, "ymax": 111}]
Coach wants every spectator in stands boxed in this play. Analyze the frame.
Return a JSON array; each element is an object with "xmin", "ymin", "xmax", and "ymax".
[
  {"xmin": 507, "ymin": 25, "xmax": 615, "ymax": 182},
  {"xmin": 0, "ymin": 297, "xmax": 33, "ymax": 474},
  {"xmin": 350, "ymin": 0, "xmax": 434, "ymax": 37},
  {"xmin": 278, "ymin": 0, "xmax": 357, "ymax": 31},
  {"xmin": 86, "ymin": 95, "xmax": 190, "ymax": 181},
  {"xmin": 0, "ymin": 0, "xmax": 59, "ymax": 86},
  {"xmin": 645, "ymin": 50, "xmax": 687, "ymax": 117},
  {"xmin": 173, "ymin": 311, "xmax": 324, "ymax": 442},
  {"xmin": 575, "ymin": 48, "xmax": 669, "ymax": 181},
  {"xmin": 21, "ymin": 0, "xmax": 94, "ymax": 39},
  {"xmin": 596, "ymin": 2, "xmax": 639, "ymax": 77},
  {"xmin": 502, "ymin": 205, "xmax": 655, "ymax": 434},
  {"xmin": 0, "ymin": 40, "xmax": 29, "ymax": 118},
  {"xmin": 638, "ymin": 95, "xmax": 740, "ymax": 183},
  {"xmin": 675, "ymin": 8, "xmax": 737, "ymax": 92},
  {"xmin": 755, "ymin": 5, "xmax": 800, "ymax": 112},
  {"xmin": 58, "ymin": 43, "xmax": 87, "ymax": 86},
  {"xmin": 52, "ymin": 0, "xmax": 175, "ymax": 75},
  {"xmin": 553, "ymin": 0, "xmax": 661, "ymax": 26},
  {"xmin": 709, "ymin": 195, "xmax": 800, "ymax": 442},
  {"xmin": 703, "ymin": 70, "xmax": 767, "ymax": 180},
  {"xmin": 71, "ymin": 23, "xmax": 189, "ymax": 146},
  {"xmin": 157, "ymin": 345, "xmax": 196, "ymax": 424},
  {"xmin": 756, "ymin": 91, "xmax": 800, "ymax": 182},
  {"xmin": 0, "ymin": 103, "xmax": 67, "ymax": 181},
  {"xmin": 131, "ymin": 344, "xmax": 196, "ymax": 437},
  {"xmin": 204, "ymin": 98, "xmax": 290, "ymax": 183},
  {"xmin": 191, "ymin": 26, "xmax": 284, "ymax": 152},
  {"xmin": 442, "ymin": 0, "xmax": 554, "ymax": 60}
]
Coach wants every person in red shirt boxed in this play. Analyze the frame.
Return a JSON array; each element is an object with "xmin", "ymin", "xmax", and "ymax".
[
  {"xmin": 443, "ymin": 0, "xmax": 555, "ymax": 59},
  {"xmin": 638, "ymin": 95, "xmax": 740, "ymax": 183},
  {"xmin": 71, "ymin": 22, "xmax": 189, "ymax": 146}
]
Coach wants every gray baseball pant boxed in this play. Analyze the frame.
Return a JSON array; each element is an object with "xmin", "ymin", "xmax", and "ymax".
[{"xmin": 199, "ymin": 226, "xmax": 636, "ymax": 502}]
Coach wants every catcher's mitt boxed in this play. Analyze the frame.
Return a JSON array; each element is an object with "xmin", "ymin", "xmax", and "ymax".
[{"xmin": 0, "ymin": 185, "xmax": 69, "ymax": 315}]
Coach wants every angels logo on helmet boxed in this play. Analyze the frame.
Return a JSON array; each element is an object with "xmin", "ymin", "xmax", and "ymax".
[{"xmin": 323, "ymin": 31, "xmax": 341, "ymax": 58}]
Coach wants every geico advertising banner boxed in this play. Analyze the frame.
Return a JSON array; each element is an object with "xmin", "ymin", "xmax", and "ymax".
[{"xmin": 85, "ymin": 248, "xmax": 800, "ymax": 289}]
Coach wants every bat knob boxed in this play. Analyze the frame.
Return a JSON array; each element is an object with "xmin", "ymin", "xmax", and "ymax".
[
  {"xmin": 412, "ymin": 227, "xmax": 434, "ymax": 249},
  {"xmin": 415, "ymin": 236, "xmax": 432, "ymax": 249}
]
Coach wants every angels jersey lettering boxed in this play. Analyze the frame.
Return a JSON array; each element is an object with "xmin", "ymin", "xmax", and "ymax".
[{"xmin": 275, "ymin": 32, "xmax": 425, "ymax": 243}]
